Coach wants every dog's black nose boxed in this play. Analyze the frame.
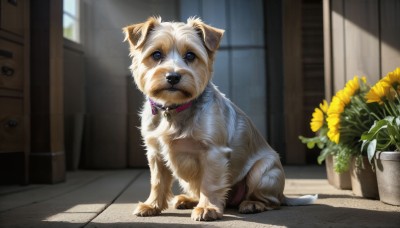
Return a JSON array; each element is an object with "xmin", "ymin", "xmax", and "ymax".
[{"xmin": 166, "ymin": 72, "xmax": 181, "ymax": 85}]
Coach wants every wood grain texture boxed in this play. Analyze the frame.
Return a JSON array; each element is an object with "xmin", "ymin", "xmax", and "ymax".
[
  {"xmin": 331, "ymin": 0, "xmax": 346, "ymax": 92},
  {"xmin": 344, "ymin": 0, "xmax": 380, "ymax": 83},
  {"xmin": 30, "ymin": 0, "xmax": 65, "ymax": 183},
  {"xmin": 283, "ymin": 0, "xmax": 305, "ymax": 164},
  {"xmin": 323, "ymin": 0, "xmax": 332, "ymax": 100},
  {"xmin": 380, "ymin": 0, "xmax": 400, "ymax": 75}
]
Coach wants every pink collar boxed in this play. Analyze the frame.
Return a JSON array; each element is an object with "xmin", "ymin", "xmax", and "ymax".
[{"xmin": 149, "ymin": 99, "xmax": 193, "ymax": 115}]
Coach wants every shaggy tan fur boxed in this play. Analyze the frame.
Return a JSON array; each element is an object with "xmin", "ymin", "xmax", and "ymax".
[{"xmin": 123, "ymin": 17, "xmax": 317, "ymax": 221}]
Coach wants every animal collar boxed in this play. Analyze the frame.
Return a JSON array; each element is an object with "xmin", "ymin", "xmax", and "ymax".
[{"xmin": 149, "ymin": 99, "xmax": 193, "ymax": 117}]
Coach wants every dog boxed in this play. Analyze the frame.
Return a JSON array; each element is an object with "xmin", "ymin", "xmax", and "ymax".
[{"xmin": 123, "ymin": 16, "xmax": 317, "ymax": 221}]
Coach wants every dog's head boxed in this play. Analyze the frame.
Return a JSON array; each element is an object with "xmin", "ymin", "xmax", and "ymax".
[{"xmin": 123, "ymin": 17, "xmax": 224, "ymax": 106}]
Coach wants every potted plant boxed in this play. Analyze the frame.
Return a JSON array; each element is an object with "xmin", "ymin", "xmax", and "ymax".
[
  {"xmin": 326, "ymin": 76, "xmax": 379, "ymax": 198},
  {"xmin": 361, "ymin": 67, "xmax": 400, "ymax": 205},
  {"xmin": 299, "ymin": 100, "xmax": 351, "ymax": 189}
]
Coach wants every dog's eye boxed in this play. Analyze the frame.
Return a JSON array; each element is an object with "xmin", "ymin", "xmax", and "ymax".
[
  {"xmin": 151, "ymin": 51, "xmax": 163, "ymax": 61},
  {"xmin": 184, "ymin": 52, "xmax": 196, "ymax": 62}
]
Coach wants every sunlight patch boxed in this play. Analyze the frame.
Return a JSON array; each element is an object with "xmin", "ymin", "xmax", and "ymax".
[
  {"xmin": 43, "ymin": 212, "xmax": 97, "ymax": 223},
  {"xmin": 43, "ymin": 204, "xmax": 105, "ymax": 223}
]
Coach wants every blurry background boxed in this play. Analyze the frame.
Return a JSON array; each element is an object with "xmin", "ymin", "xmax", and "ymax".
[{"xmin": 0, "ymin": 0, "xmax": 398, "ymax": 184}]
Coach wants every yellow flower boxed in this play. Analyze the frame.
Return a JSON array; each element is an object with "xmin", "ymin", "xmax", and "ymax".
[
  {"xmin": 310, "ymin": 108, "xmax": 324, "ymax": 132},
  {"xmin": 381, "ymin": 68, "xmax": 400, "ymax": 98},
  {"xmin": 327, "ymin": 95, "xmax": 344, "ymax": 143},
  {"xmin": 310, "ymin": 100, "xmax": 329, "ymax": 132},
  {"xmin": 337, "ymin": 90, "xmax": 351, "ymax": 105},
  {"xmin": 328, "ymin": 96, "xmax": 345, "ymax": 115},
  {"xmin": 365, "ymin": 82, "xmax": 388, "ymax": 104},
  {"xmin": 381, "ymin": 67, "xmax": 400, "ymax": 89},
  {"xmin": 326, "ymin": 75, "xmax": 369, "ymax": 144},
  {"xmin": 327, "ymin": 128, "xmax": 339, "ymax": 144},
  {"xmin": 326, "ymin": 113, "xmax": 340, "ymax": 143},
  {"xmin": 319, "ymin": 100, "xmax": 328, "ymax": 113},
  {"xmin": 326, "ymin": 75, "xmax": 363, "ymax": 144},
  {"xmin": 366, "ymin": 68, "xmax": 400, "ymax": 104},
  {"xmin": 344, "ymin": 76, "xmax": 361, "ymax": 98}
]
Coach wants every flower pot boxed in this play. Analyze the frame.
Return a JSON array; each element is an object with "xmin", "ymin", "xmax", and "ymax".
[
  {"xmin": 375, "ymin": 151, "xmax": 400, "ymax": 206},
  {"xmin": 325, "ymin": 154, "xmax": 352, "ymax": 189},
  {"xmin": 350, "ymin": 156, "xmax": 379, "ymax": 199}
]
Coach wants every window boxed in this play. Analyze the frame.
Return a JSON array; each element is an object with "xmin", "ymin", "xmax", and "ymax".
[{"xmin": 63, "ymin": 0, "xmax": 80, "ymax": 43}]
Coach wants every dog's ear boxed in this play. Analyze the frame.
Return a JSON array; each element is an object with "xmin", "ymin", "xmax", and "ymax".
[
  {"xmin": 188, "ymin": 17, "xmax": 224, "ymax": 52},
  {"xmin": 123, "ymin": 17, "xmax": 161, "ymax": 49}
]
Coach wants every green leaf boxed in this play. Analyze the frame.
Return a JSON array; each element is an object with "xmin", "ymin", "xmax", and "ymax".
[
  {"xmin": 385, "ymin": 116, "xmax": 394, "ymax": 122},
  {"xmin": 361, "ymin": 140, "xmax": 369, "ymax": 153},
  {"xmin": 367, "ymin": 139, "xmax": 377, "ymax": 163},
  {"xmin": 395, "ymin": 117, "xmax": 400, "ymax": 127},
  {"xmin": 298, "ymin": 135, "xmax": 307, "ymax": 143},
  {"xmin": 361, "ymin": 120, "xmax": 387, "ymax": 140},
  {"xmin": 307, "ymin": 141, "xmax": 315, "ymax": 149},
  {"xmin": 387, "ymin": 124, "xmax": 397, "ymax": 140},
  {"xmin": 317, "ymin": 148, "xmax": 331, "ymax": 165}
]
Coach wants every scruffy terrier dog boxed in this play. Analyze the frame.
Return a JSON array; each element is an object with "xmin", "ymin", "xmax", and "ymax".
[{"xmin": 123, "ymin": 17, "xmax": 317, "ymax": 221}]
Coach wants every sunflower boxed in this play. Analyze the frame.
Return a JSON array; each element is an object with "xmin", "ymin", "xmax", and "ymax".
[
  {"xmin": 327, "ymin": 94, "xmax": 346, "ymax": 115},
  {"xmin": 310, "ymin": 108, "xmax": 323, "ymax": 132},
  {"xmin": 336, "ymin": 90, "xmax": 351, "ymax": 106},
  {"xmin": 344, "ymin": 76, "xmax": 361, "ymax": 97},
  {"xmin": 365, "ymin": 81, "xmax": 388, "ymax": 104},
  {"xmin": 310, "ymin": 100, "xmax": 328, "ymax": 132},
  {"xmin": 300, "ymin": 99, "xmax": 333, "ymax": 165},
  {"xmin": 319, "ymin": 100, "xmax": 328, "ymax": 113},
  {"xmin": 381, "ymin": 67, "xmax": 400, "ymax": 90},
  {"xmin": 366, "ymin": 68, "xmax": 400, "ymax": 104},
  {"xmin": 326, "ymin": 113, "xmax": 340, "ymax": 144},
  {"xmin": 326, "ymin": 76, "xmax": 366, "ymax": 144},
  {"xmin": 326, "ymin": 95, "xmax": 346, "ymax": 144}
]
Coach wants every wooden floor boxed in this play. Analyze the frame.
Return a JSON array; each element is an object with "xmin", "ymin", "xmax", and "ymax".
[{"xmin": 0, "ymin": 166, "xmax": 399, "ymax": 227}]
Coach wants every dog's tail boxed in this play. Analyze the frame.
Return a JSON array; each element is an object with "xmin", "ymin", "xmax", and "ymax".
[{"xmin": 282, "ymin": 194, "xmax": 318, "ymax": 206}]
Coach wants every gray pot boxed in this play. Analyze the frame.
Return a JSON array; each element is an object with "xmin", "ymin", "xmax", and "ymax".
[
  {"xmin": 350, "ymin": 156, "xmax": 379, "ymax": 199},
  {"xmin": 375, "ymin": 151, "xmax": 400, "ymax": 206},
  {"xmin": 325, "ymin": 154, "xmax": 352, "ymax": 189}
]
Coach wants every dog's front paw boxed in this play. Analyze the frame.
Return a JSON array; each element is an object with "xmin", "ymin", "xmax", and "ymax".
[
  {"xmin": 191, "ymin": 206, "xmax": 222, "ymax": 221},
  {"xmin": 133, "ymin": 202, "xmax": 161, "ymax": 217},
  {"xmin": 174, "ymin": 194, "xmax": 199, "ymax": 209}
]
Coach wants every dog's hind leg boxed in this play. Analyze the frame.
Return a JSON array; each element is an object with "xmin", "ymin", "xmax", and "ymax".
[
  {"xmin": 173, "ymin": 194, "xmax": 199, "ymax": 209},
  {"xmin": 173, "ymin": 178, "xmax": 200, "ymax": 209},
  {"xmin": 238, "ymin": 153, "xmax": 285, "ymax": 214}
]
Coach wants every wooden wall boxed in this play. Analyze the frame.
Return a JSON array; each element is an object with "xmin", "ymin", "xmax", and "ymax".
[
  {"xmin": 324, "ymin": 0, "xmax": 400, "ymax": 96},
  {"xmin": 283, "ymin": 0, "xmax": 305, "ymax": 164},
  {"xmin": 265, "ymin": 0, "xmax": 285, "ymax": 161},
  {"xmin": 302, "ymin": 0, "xmax": 325, "ymax": 163},
  {"xmin": 282, "ymin": 0, "xmax": 326, "ymax": 164}
]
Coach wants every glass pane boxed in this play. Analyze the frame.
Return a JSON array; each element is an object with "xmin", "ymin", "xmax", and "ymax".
[
  {"xmin": 63, "ymin": 0, "xmax": 77, "ymax": 16},
  {"xmin": 63, "ymin": 14, "xmax": 79, "ymax": 42}
]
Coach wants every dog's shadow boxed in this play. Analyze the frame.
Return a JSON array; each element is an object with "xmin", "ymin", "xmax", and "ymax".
[{"xmin": 160, "ymin": 203, "xmax": 399, "ymax": 227}]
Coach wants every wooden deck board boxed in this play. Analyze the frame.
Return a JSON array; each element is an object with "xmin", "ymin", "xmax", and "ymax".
[
  {"xmin": 86, "ymin": 170, "xmax": 187, "ymax": 227},
  {"xmin": 0, "ymin": 171, "xmax": 110, "ymax": 212},
  {"xmin": 87, "ymin": 167, "xmax": 400, "ymax": 228},
  {"xmin": 0, "ymin": 170, "xmax": 142, "ymax": 227},
  {"xmin": 1, "ymin": 167, "xmax": 400, "ymax": 228}
]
